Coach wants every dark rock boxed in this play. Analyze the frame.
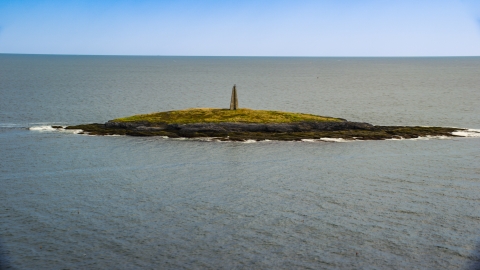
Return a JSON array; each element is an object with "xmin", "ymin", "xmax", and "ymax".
[
  {"xmin": 66, "ymin": 121, "xmax": 460, "ymax": 141},
  {"xmin": 104, "ymin": 120, "xmax": 374, "ymax": 135},
  {"xmin": 105, "ymin": 120, "xmax": 168, "ymax": 130},
  {"xmin": 168, "ymin": 121, "xmax": 374, "ymax": 134}
]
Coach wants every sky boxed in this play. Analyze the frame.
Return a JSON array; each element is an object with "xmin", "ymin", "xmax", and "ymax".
[{"xmin": 0, "ymin": 0, "xmax": 479, "ymax": 56}]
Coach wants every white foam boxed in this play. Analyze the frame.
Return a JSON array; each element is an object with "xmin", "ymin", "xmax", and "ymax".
[
  {"xmin": 242, "ymin": 139, "xmax": 257, "ymax": 143},
  {"xmin": 29, "ymin": 125, "xmax": 57, "ymax": 131},
  {"xmin": 63, "ymin": 129, "xmax": 83, "ymax": 134},
  {"xmin": 452, "ymin": 129, "xmax": 480, "ymax": 138},
  {"xmin": 408, "ymin": 136, "xmax": 430, "ymax": 141},
  {"xmin": 301, "ymin": 139, "xmax": 316, "ymax": 142},
  {"xmin": 427, "ymin": 135, "xmax": 451, "ymax": 140},
  {"xmin": 386, "ymin": 137, "xmax": 404, "ymax": 141},
  {"xmin": 386, "ymin": 135, "xmax": 452, "ymax": 141},
  {"xmin": 29, "ymin": 125, "xmax": 85, "ymax": 134},
  {"xmin": 58, "ymin": 127, "xmax": 84, "ymax": 134},
  {"xmin": 319, "ymin": 138, "xmax": 350, "ymax": 142}
]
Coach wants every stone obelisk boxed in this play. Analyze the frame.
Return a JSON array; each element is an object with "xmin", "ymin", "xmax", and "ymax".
[{"xmin": 229, "ymin": 84, "xmax": 238, "ymax": 110}]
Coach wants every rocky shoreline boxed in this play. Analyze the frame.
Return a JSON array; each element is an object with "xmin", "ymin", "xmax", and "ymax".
[{"xmin": 66, "ymin": 120, "xmax": 461, "ymax": 141}]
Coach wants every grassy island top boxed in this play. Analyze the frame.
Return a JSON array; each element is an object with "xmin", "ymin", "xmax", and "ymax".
[{"xmin": 113, "ymin": 108, "xmax": 344, "ymax": 124}]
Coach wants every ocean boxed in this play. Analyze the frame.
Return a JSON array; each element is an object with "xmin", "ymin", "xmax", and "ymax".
[{"xmin": 1, "ymin": 54, "xmax": 479, "ymax": 269}]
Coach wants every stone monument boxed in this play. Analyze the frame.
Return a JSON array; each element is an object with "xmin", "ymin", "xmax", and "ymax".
[{"xmin": 230, "ymin": 84, "xmax": 238, "ymax": 110}]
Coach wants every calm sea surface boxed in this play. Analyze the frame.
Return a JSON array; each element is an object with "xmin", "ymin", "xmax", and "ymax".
[{"xmin": 1, "ymin": 55, "xmax": 479, "ymax": 269}]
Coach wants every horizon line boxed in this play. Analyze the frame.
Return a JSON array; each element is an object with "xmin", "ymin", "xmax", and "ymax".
[{"xmin": 1, "ymin": 53, "xmax": 480, "ymax": 58}]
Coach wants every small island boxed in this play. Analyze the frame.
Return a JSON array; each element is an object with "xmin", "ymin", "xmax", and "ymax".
[
  {"xmin": 64, "ymin": 86, "xmax": 463, "ymax": 141},
  {"xmin": 65, "ymin": 108, "xmax": 460, "ymax": 141}
]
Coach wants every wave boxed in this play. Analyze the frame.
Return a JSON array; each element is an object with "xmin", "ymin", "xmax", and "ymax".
[
  {"xmin": 319, "ymin": 138, "xmax": 350, "ymax": 143},
  {"xmin": 386, "ymin": 135, "xmax": 451, "ymax": 141},
  {"xmin": 29, "ymin": 125, "xmax": 58, "ymax": 131},
  {"xmin": 29, "ymin": 125, "xmax": 83, "ymax": 134},
  {"xmin": 300, "ymin": 138, "xmax": 349, "ymax": 143},
  {"xmin": 452, "ymin": 129, "xmax": 480, "ymax": 137}
]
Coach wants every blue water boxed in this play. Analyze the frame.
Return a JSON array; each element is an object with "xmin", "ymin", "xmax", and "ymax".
[{"xmin": 1, "ymin": 55, "xmax": 480, "ymax": 269}]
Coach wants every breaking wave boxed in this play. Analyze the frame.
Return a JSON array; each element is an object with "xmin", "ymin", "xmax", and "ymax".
[
  {"xmin": 29, "ymin": 125, "xmax": 83, "ymax": 134},
  {"xmin": 452, "ymin": 129, "xmax": 480, "ymax": 137}
]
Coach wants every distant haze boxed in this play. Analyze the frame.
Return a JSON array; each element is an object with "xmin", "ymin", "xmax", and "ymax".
[{"xmin": 0, "ymin": 0, "xmax": 479, "ymax": 56}]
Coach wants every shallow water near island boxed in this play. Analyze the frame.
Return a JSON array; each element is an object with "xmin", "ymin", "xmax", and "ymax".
[{"xmin": 1, "ymin": 55, "xmax": 480, "ymax": 269}]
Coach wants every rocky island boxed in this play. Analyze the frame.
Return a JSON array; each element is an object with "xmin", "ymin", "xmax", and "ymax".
[
  {"xmin": 65, "ymin": 108, "xmax": 460, "ymax": 141},
  {"xmin": 64, "ymin": 85, "xmax": 463, "ymax": 141}
]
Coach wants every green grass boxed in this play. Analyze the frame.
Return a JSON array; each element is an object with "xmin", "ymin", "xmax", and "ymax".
[{"xmin": 113, "ymin": 108, "xmax": 344, "ymax": 124}]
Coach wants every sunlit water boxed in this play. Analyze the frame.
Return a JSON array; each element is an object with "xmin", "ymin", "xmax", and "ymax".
[{"xmin": 1, "ymin": 55, "xmax": 479, "ymax": 269}]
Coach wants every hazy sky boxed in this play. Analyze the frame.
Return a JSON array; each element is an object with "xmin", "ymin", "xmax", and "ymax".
[{"xmin": 1, "ymin": 0, "xmax": 479, "ymax": 56}]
